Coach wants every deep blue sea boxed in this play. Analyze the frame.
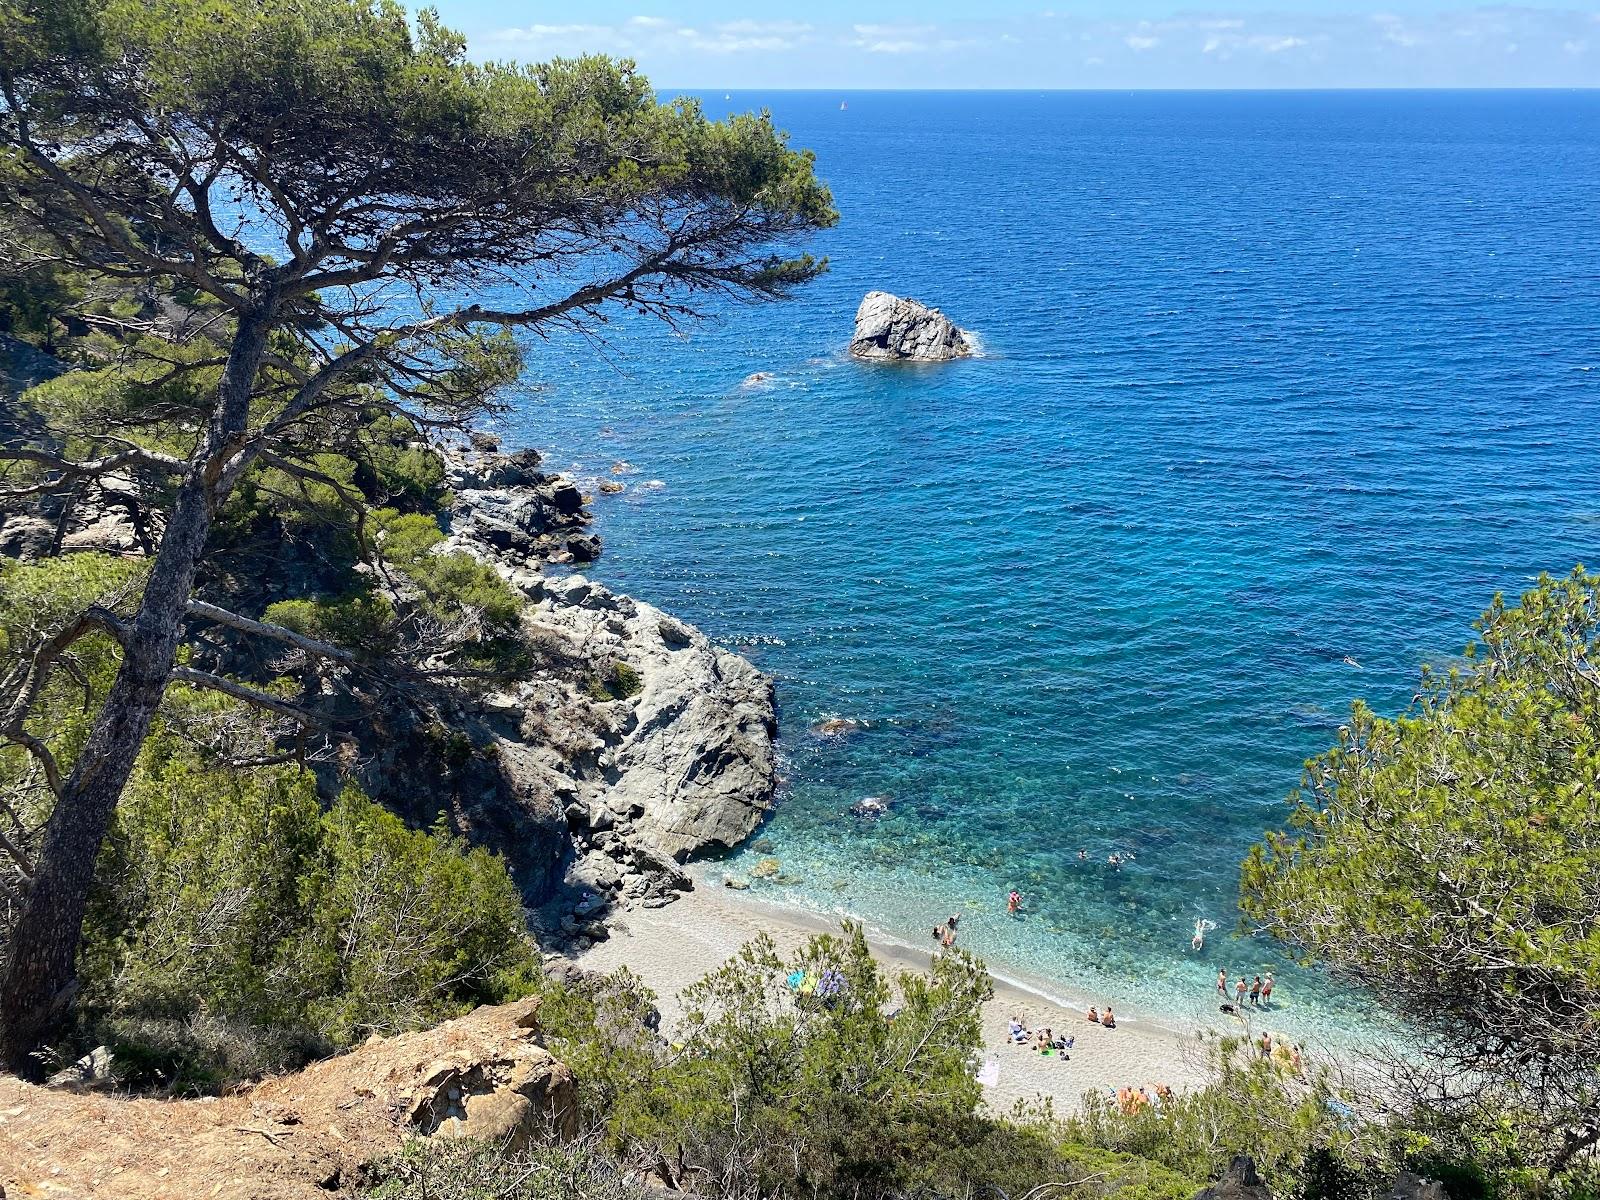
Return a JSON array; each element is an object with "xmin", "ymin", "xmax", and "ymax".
[{"xmin": 505, "ymin": 91, "xmax": 1600, "ymax": 1040}]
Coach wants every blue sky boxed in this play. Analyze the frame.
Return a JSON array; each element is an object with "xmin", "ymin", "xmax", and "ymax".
[{"xmin": 429, "ymin": 2, "xmax": 1600, "ymax": 87}]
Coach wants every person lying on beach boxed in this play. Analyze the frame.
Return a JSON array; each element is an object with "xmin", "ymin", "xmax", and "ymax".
[
  {"xmin": 1086, "ymin": 1006, "xmax": 1100, "ymax": 1023},
  {"xmin": 1008, "ymin": 1018, "xmax": 1030, "ymax": 1044},
  {"xmin": 1101, "ymin": 1007, "xmax": 1116, "ymax": 1028}
]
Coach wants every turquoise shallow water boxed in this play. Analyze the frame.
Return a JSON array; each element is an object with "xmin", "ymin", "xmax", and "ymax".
[{"xmin": 504, "ymin": 91, "xmax": 1600, "ymax": 1042}]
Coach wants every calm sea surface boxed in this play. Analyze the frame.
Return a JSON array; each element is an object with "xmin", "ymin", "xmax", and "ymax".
[{"xmin": 504, "ymin": 91, "xmax": 1600, "ymax": 1040}]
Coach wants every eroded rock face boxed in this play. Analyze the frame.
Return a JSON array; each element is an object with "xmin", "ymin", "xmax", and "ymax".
[
  {"xmin": 495, "ymin": 573, "xmax": 777, "ymax": 868},
  {"xmin": 0, "ymin": 998, "xmax": 576, "ymax": 1200},
  {"xmin": 849, "ymin": 290, "xmax": 974, "ymax": 362}
]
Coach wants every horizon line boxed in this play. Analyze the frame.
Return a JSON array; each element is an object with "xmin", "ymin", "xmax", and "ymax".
[{"xmin": 654, "ymin": 85, "xmax": 1600, "ymax": 94}]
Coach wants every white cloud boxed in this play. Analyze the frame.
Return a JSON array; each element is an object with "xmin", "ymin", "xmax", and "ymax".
[
  {"xmin": 476, "ymin": 7, "xmax": 1600, "ymax": 86},
  {"xmin": 489, "ymin": 23, "xmax": 612, "ymax": 42}
]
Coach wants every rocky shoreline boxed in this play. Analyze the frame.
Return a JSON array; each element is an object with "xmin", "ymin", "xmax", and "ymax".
[
  {"xmin": 433, "ymin": 436, "xmax": 779, "ymax": 954},
  {"xmin": 0, "ymin": 361, "xmax": 779, "ymax": 959}
]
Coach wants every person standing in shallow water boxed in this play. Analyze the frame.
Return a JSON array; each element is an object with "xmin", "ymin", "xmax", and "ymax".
[
  {"xmin": 1007, "ymin": 889, "xmax": 1021, "ymax": 915},
  {"xmin": 1216, "ymin": 969, "xmax": 1228, "ymax": 996},
  {"xmin": 1235, "ymin": 976, "xmax": 1248, "ymax": 1007},
  {"xmin": 1262, "ymin": 973, "xmax": 1275, "ymax": 1007},
  {"xmin": 1250, "ymin": 976, "xmax": 1263, "ymax": 1006}
]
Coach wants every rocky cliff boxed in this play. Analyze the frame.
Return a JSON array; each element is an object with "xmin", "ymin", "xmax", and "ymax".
[{"xmin": 412, "ymin": 440, "xmax": 778, "ymax": 937}]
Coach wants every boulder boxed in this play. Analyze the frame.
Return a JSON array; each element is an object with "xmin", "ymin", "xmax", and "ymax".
[
  {"xmin": 547, "ymin": 480, "xmax": 584, "ymax": 516},
  {"xmin": 0, "ymin": 513, "xmax": 55, "ymax": 558},
  {"xmin": 1195, "ymin": 1157, "xmax": 1273, "ymax": 1200},
  {"xmin": 0, "ymin": 998, "xmax": 577, "ymax": 1200},
  {"xmin": 566, "ymin": 532, "xmax": 602, "ymax": 563},
  {"xmin": 849, "ymin": 291, "xmax": 974, "ymax": 362},
  {"xmin": 1388, "ymin": 1173, "xmax": 1448, "ymax": 1200}
]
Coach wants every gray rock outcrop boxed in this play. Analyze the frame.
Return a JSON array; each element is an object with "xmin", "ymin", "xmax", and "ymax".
[
  {"xmin": 439, "ymin": 442, "xmax": 597, "ymax": 568},
  {"xmin": 494, "ymin": 572, "xmax": 777, "ymax": 867},
  {"xmin": 1194, "ymin": 1157, "xmax": 1273, "ymax": 1200},
  {"xmin": 849, "ymin": 290, "xmax": 974, "ymax": 362}
]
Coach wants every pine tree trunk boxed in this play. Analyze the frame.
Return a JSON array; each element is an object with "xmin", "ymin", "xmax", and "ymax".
[{"xmin": 0, "ymin": 307, "xmax": 271, "ymax": 1075}]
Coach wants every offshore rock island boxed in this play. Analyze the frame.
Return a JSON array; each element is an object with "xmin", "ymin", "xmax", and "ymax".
[{"xmin": 849, "ymin": 290, "xmax": 975, "ymax": 361}]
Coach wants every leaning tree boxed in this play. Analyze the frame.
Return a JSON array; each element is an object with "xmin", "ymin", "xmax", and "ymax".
[{"xmin": 0, "ymin": 0, "xmax": 834, "ymax": 1070}]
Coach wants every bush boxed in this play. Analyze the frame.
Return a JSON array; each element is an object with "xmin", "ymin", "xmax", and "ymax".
[
  {"xmin": 294, "ymin": 789, "xmax": 539, "ymax": 1044},
  {"xmin": 376, "ymin": 508, "xmax": 524, "ymax": 636},
  {"xmin": 1058, "ymin": 1037, "xmax": 1388, "ymax": 1196},
  {"xmin": 264, "ymin": 589, "xmax": 397, "ymax": 656},
  {"xmin": 81, "ymin": 735, "xmax": 538, "ymax": 1086},
  {"xmin": 584, "ymin": 661, "xmax": 644, "ymax": 702},
  {"xmin": 364, "ymin": 1137, "xmax": 652, "ymax": 1200}
]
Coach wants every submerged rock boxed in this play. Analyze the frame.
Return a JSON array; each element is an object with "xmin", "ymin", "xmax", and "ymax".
[
  {"xmin": 811, "ymin": 716, "xmax": 863, "ymax": 738},
  {"xmin": 852, "ymin": 794, "xmax": 892, "ymax": 819},
  {"xmin": 849, "ymin": 291, "xmax": 973, "ymax": 362}
]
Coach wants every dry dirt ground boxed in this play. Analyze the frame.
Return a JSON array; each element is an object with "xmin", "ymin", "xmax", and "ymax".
[{"xmin": 0, "ymin": 999, "xmax": 576, "ymax": 1199}]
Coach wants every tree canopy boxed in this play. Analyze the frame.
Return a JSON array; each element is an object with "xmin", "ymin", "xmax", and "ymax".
[
  {"xmin": 0, "ymin": 0, "xmax": 833, "ymax": 1071},
  {"xmin": 1241, "ymin": 567, "xmax": 1600, "ymax": 1176}
]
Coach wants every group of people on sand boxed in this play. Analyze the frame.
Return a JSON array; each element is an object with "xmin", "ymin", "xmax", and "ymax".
[
  {"xmin": 1217, "ymin": 969, "xmax": 1274, "ymax": 1010},
  {"xmin": 1114, "ymin": 1082, "xmax": 1173, "ymax": 1113},
  {"xmin": 1008, "ymin": 1017, "xmax": 1074, "ymax": 1057}
]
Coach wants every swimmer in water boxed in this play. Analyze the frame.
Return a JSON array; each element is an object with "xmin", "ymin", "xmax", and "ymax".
[
  {"xmin": 1007, "ymin": 889, "xmax": 1022, "ymax": 915},
  {"xmin": 1077, "ymin": 848, "xmax": 1088, "ymax": 861}
]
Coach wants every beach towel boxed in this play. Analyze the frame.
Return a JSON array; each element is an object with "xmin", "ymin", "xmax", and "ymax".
[{"xmin": 975, "ymin": 1056, "xmax": 1000, "ymax": 1088}]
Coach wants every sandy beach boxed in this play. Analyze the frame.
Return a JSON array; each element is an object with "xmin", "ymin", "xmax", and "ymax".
[{"xmin": 573, "ymin": 881, "xmax": 1229, "ymax": 1113}]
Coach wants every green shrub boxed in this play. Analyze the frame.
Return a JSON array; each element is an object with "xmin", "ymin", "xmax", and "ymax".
[
  {"xmin": 81, "ymin": 737, "xmax": 538, "ymax": 1085},
  {"xmin": 1058, "ymin": 1037, "xmax": 1388, "ymax": 1195},
  {"xmin": 294, "ymin": 789, "xmax": 539, "ymax": 1044},
  {"xmin": 372, "ymin": 444, "xmax": 446, "ymax": 509},
  {"xmin": 584, "ymin": 661, "xmax": 644, "ymax": 702},
  {"xmin": 376, "ymin": 508, "xmax": 524, "ymax": 636},
  {"xmin": 264, "ymin": 589, "xmax": 396, "ymax": 655}
]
